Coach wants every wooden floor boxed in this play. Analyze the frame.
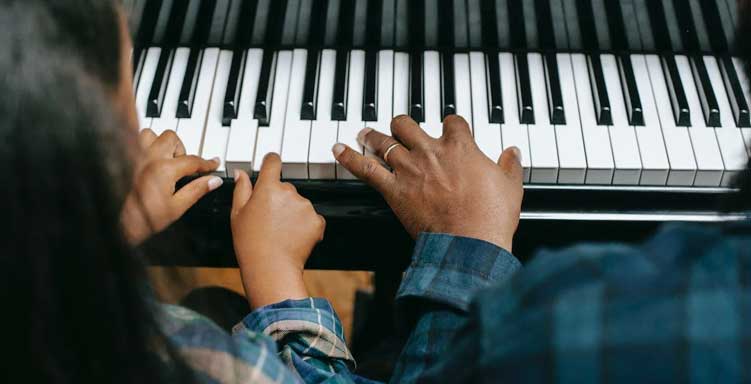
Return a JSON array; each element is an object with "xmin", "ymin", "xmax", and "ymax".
[{"xmin": 148, "ymin": 267, "xmax": 374, "ymax": 342}]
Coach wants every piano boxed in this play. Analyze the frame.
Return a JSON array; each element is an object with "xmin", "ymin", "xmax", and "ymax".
[{"xmin": 124, "ymin": 0, "xmax": 750, "ymax": 270}]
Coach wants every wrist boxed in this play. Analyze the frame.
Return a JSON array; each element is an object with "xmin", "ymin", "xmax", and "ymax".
[{"xmin": 237, "ymin": 254, "xmax": 309, "ymax": 309}]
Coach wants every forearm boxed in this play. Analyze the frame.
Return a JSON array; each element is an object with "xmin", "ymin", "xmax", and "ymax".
[{"xmin": 391, "ymin": 233, "xmax": 522, "ymax": 383}]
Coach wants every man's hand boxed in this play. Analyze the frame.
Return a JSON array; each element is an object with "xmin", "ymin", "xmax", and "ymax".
[
  {"xmin": 121, "ymin": 129, "xmax": 222, "ymax": 245},
  {"xmin": 332, "ymin": 115, "xmax": 523, "ymax": 251},
  {"xmin": 231, "ymin": 153, "xmax": 326, "ymax": 309}
]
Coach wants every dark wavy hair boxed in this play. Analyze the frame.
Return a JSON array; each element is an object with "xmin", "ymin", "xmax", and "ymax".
[{"xmin": 0, "ymin": 1, "xmax": 192, "ymax": 383}]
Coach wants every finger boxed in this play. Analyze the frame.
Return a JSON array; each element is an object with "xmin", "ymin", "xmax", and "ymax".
[
  {"xmin": 167, "ymin": 155, "xmax": 220, "ymax": 179},
  {"xmin": 441, "ymin": 115, "xmax": 472, "ymax": 142},
  {"xmin": 257, "ymin": 153, "xmax": 282, "ymax": 184},
  {"xmin": 332, "ymin": 143, "xmax": 395, "ymax": 193},
  {"xmin": 231, "ymin": 170, "xmax": 253, "ymax": 218},
  {"xmin": 317, "ymin": 214, "xmax": 326, "ymax": 241},
  {"xmin": 172, "ymin": 175, "xmax": 224, "ymax": 216},
  {"xmin": 357, "ymin": 128, "xmax": 411, "ymax": 169},
  {"xmin": 173, "ymin": 135, "xmax": 186, "ymax": 157},
  {"xmin": 151, "ymin": 130, "xmax": 184, "ymax": 158},
  {"xmin": 497, "ymin": 146, "xmax": 524, "ymax": 183},
  {"xmin": 390, "ymin": 114, "xmax": 432, "ymax": 149},
  {"xmin": 139, "ymin": 128, "xmax": 158, "ymax": 149}
]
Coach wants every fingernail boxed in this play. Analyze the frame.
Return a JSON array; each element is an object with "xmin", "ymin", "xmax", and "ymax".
[
  {"xmin": 357, "ymin": 127, "xmax": 373, "ymax": 145},
  {"xmin": 332, "ymin": 143, "xmax": 346, "ymax": 157},
  {"xmin": 510, "ymin": 146, "xmax": 522, "ymax": 162},
  {"xmin": 211, "ymin": 156, "xmax": 221, "ymax": 164},
  {"xmin": 208, "ymin": 176, "xmax": 223, "ymax": 191},
  {"xmin": 233, "ymin": 169, "xmax": 241, "ymax": 181}
]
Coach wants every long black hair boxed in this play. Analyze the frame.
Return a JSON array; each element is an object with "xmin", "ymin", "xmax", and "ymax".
[{"xmin": 0, "ymin": 1, "xmax": 191, "ymax": 382}]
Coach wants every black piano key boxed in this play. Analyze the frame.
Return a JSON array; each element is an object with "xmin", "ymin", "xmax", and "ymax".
[
  {"xmin": 254, "ymin": 51, "xmax": 276, "ymax": 125},
  {"xmin": 617, "ymin": 54, "xmax": 643, "ymax": 126},
  {"xmin": 661, "ymin": 55, "xmax": 691, "ymax": 127},
  {"xmin": 698, "ymin": 0, "xmax": 730, "ymax": 53},
  {"xmin": 223, "ymin": 50, "xmax": 246, "ymax": 126},
  {"xmin": 132, "ymin": 48, "xmax": 144, "ymax": 78},
  {"xmin": 362, "ymin": 50, "xmax": 378, "ymax": 121},
  {"xmin": 176, "ymin": 48, "xmax": 203, "ymax": 118},
  {"xmin": 133, "ymin": 0, "xmax": 163, "ymax": 47},
  {"xmin": 646, "ymin": 0, "xmax": 672, "ymax": 51},
  {"xmin": 332, "ymin": 50, "xmax": 349, "ymax": 121},
  {"xmin": 603, "ymin": 0, "xmax": 628, "ymax": 51},
  {"xmin": 587, "ymin": 55, "xmax": 612, "ymax": 126},
  {"xmin": 485, "ymin": 53, "xmax": 504, "ymax": 124},
  {"xmin": 689, "ymin": 56, "xmax": 721, "ymax": 127},
  {"xmin": 409, "ymin": 52, "xmax": 425, "ymax": 123},
  {"xmin": 176, "ymin": 0, "xmax": 217, "ymax": 118},
  {"xmin": 719, "ymin": 56, "xmax": 750, "ymax": 127},
  {"xmin": 146, "ymin": 49, "xmax": 173, "ymax": 117},
  {"xmin": 544, "ymin": 53, "xmax": 565, "ymax": 125},
  {"xmin": 301, "ymin": 50, "xmax": 321, "ymax": 120},
  {"xmin": 507, "ymin": 0, "xmax": 527, "ymax": 50},
  {"xmin": 479, "ymin": 0, "xmax": 499, "ymax": 49},
  {"xmin": 441, "ymin": 53, "xmax": 456, "ymax": 119},
  {"xmin": 534, "ymin": 0, "xmax": 555, "ymax": 50},
  {"xmin": 576, "ymin": 0, "xmax": 599, "ymax": 50},
  {"xmin": 673, "ymin": 0, "xmax": 699, "ymax": 51},
  {"xmin": 515, "ymin": 54, "xmax": 534, "ymax": 124}
]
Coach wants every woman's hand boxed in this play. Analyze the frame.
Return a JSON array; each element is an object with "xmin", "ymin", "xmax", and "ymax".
[
  {"xmin": 121, "ymin": 129, "xmax": 222, "ymax": 245},
  {"xmin": 332, "ymin": 115, "xmax": 523, "ymax": 251},
  {"xmin": 231, "ymin": 153, "xmax": 326, "ymax": 309}
]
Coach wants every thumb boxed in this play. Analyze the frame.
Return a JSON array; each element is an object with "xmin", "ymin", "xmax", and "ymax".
[
  {"xmin": 497, "ymin": 146, "xmax": 523, "ymax": 183},
  {"xmin": 231, "ymin": 169, "xmax": 253, "ymax": 219}
]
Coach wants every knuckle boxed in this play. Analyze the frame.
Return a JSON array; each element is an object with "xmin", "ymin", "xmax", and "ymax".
[{"xmin": 361, "ymin": 159, "xmax": 379, "ymax": 179}]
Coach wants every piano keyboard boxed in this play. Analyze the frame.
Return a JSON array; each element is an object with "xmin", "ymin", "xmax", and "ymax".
[{"xmin": 126, "ymin": 0, "xmax": 751, "ymax": 187}]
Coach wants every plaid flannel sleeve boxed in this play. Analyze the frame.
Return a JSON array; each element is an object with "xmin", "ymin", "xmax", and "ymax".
[
  {"xmin": 390, "ymin": 233, "xmax": 522, "ymax": 383},
  {"xmin": 238, "ymin": 297, "xmax": 379, "ymax": 384}
]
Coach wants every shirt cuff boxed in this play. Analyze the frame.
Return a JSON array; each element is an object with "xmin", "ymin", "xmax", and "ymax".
[
  {"xmin": 235, "ymin": 297, "xmax": 354, "ymax": 366},
  {"xmin": 396, "ymin": 233, "xmax": 521, "ymax": 313}
]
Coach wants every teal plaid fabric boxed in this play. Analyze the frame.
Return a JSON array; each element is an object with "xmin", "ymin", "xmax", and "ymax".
[{"xmin": 391, "ymin": 221, "xmax": 751, "ymax": 383}]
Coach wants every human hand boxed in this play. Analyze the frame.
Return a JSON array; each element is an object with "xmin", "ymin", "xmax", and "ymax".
[
  {"xmin": 231, "ymin": 153, "xmax": 326, "ymax": 309},
  {"xmin": 121, "ymin": 129, "xmax": 222, "ymax": 245},
  {"xmin": 332, "ymin": 115, "xmax": 523, "ymax": 251}
]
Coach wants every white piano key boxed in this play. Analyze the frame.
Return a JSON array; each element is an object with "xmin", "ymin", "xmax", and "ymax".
[
  {"xmin": 280, "ymin": 49, "xmax": 311, "ymax": 179},
  {"xmin": 337, "ymin": 50, "xmax": 366, "ymax": 180},
  {"xmin": 675, "ymin": 55, "xmax": 724, "ymax": 186},
  {"xmin": 151, "ymin": 48, "xmax": 190, "ymax": 135},
  {"xmin": 602, "ymin": 54, "xmax": 642, "ymax": 185},
  {"xmin": 527, "ymin": 53, "xmax": 559, "ymax": 183},
  {"xmin": 631, "ymin": 55, "xmax": 670, "ymax": 186},
  {"xmin": 570, "ymin": 54, "xmax": 615, "ymax": 184},
  {"xmin": 704, "ymin": 56, "xmax": 749, "ymax": 186},
  {"xmin": 392, "ymin": 52, "xmax": 410, "ymax": 117},
  {"xmin": 454, "ymin": 53, "xmax": 473, "ymax": 128},
  {"xmin": 645, "ymin": 54, "xmax": 697, "ymax": 186},
  {"xmin": 135, "ymin": 47, "xmax": 161, "ymax": 131},
  {"xmin": 555, "ymin": 54, "xmax": 587, "ymax": 184},
  {"xmin": 421, "ymin": 51, "xmax": 442, "ymax": 138},
  {"xmin": 373, "ymin": 50, "xmax": 395, "ymax": 135},
  {"xmin": 253, "ymin": 50, "xmax": 293, "ymax": 173},
  {"xmin": 308, "ymin": 49, "xmax": 338, "ymax": 179},
  {"xmin": 469, "ymin": 52, "xmax": 502, "ymax": 161},
  {"xmin": 226, "ymin": 48, "xmax": 263, "ymax": 175},
  {"xmin": 199, "ymin": 50, "xmax": 233, "ymax": 176},
  {"xmin": 499, "ymin": 53, "xmax": 531, "ymax": 182},
  {"xmin": 733, "ymin": 57, "xmax": 751, "ymax": 156},
  {"xmin": 177, "ymin": 48, "xmax": 220, "ymax": 157}
]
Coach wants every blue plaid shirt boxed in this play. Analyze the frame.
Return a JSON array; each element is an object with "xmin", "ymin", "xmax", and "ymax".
[
  {"xmin": 391, "ymin": 220, "xmax": 751, "ymax": 383},
  {"xmin": 158, "ymin": 219, "xmax": 751, "ymax": 383}
]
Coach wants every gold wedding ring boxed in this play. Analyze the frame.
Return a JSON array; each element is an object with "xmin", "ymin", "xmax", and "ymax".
[{"xmin": 383, "ymin": 142, "xmax": 402, "ymax": 164}]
